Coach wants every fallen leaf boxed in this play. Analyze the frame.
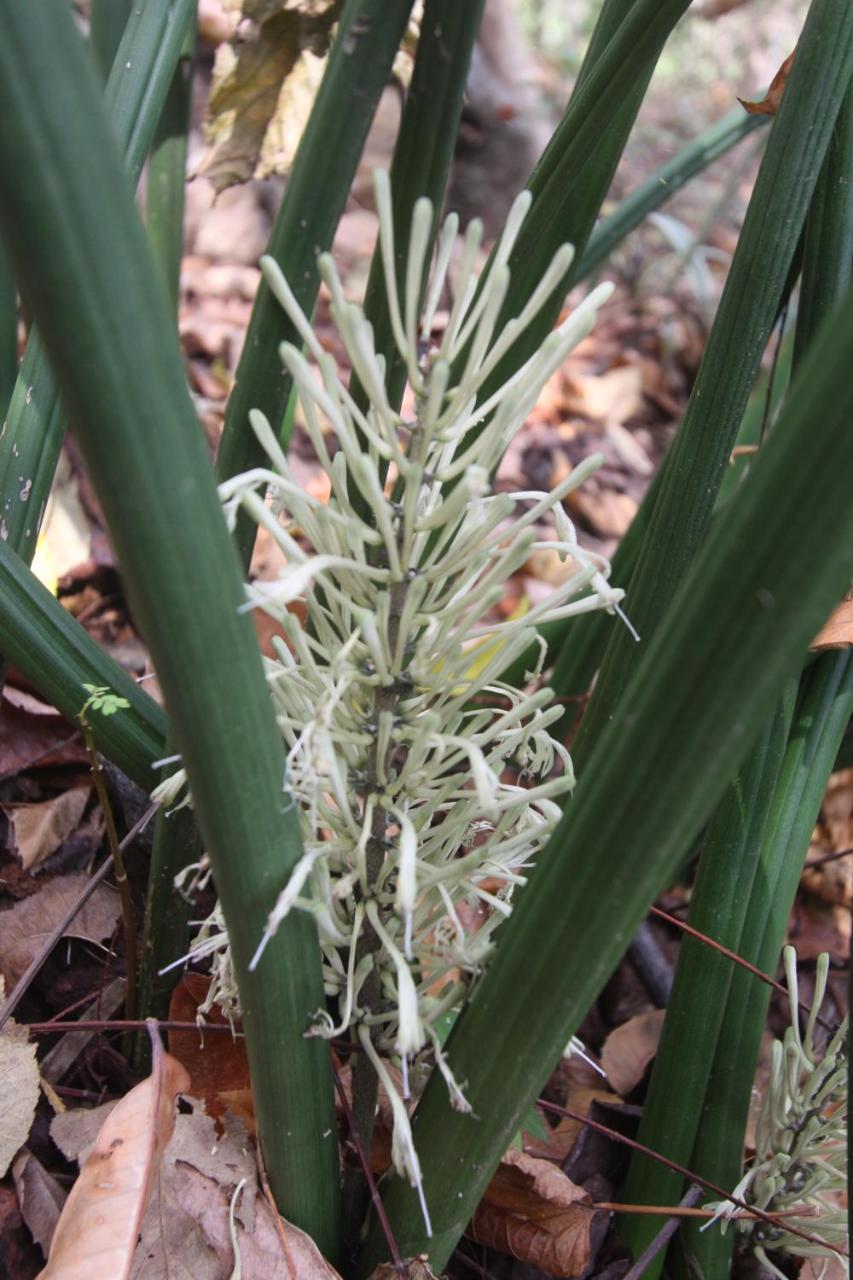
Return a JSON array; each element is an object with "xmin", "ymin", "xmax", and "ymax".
[
  {"xmin": 565, "ymin": 365, "xmax": 644, "ymax": 424},
  {"xmin": 524, "ymin": 548, "xmax": 582, "ymax": 588},
  {"xmin": 200, "ymin": 4, "xmax": 339, "ymax": 194},
  {"xmin": 470, "ymin": 1148, "xmax": 595, "ymax": 1277},
  {"xmin": 130, "ymin": 1101, "xmax": 343, "ymax": 1279},
  {"xmin": 802, "ymin": 770, "xmax": 853, "ymax": 912},
  {"xmin": 11, "ymin": 1151, "xmax": 66, "ymax": 1258},
  {"xmin": 811, "ymin": 598, "xmax": 853, "ymax": 651},
  {"xmin": 40, "ymin": 978, "xmax": 127, "ymax": 1085},
  {"xmin": 600, "ymin": 1009, "xmax": 665, "ymax": 1097},
  {"xmin": 0, "ymin": 695, "xmax": 88, "ymax": 780},
  {"xmin": 31, "ymin": 452, "xmax": 93, "ymax": 594},
  {"xmin": 523, "ymin": 1086, "xmax": 619, "ymax": 1164},
  {"xmin": 40, "ymin": 1029, "xmax": 189, "ymax": 1279},
  {"xmin": 167, "ymin": 973, "xmax": 254, "ymax": 1132},
  {"xmin": 0, "ymin": 1183, "xmax": 35, "ymax": 1280},
  {"xmin": 821, "ymin": 768, "xmax": 853, "ymax": 852},
  {"xmin": 789, "ymin": 896, "xmax": 850, "ymax": 962},
  {"xmin": 0, "ymin": 874, "xmax": 120, "ymax": 988},
  {"xmin": 565, "ymin": 486, "xmax": 638, "ymax": 539},
  {"xmin": 739, "ymin": 49, "xmax": 795, "ymax": 116},
  {"xmin": 0, "ymin": 978, "xmax": 40, "ymax": 1178},
  {"xmin": 5, "ymin": 786, "xmax": 91, "ymax": 872}
]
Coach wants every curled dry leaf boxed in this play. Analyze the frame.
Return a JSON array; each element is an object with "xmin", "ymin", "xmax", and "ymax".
[
  {"xmin": 0, "ymin": 978, "xmax": 40, "ymax": 1177},
  {"xmin": 470, "ymin": 1148, "xmax": 595, "ymax": 1278},
  {"xmin": 200, "ymin": 1, "xmax": 340, "ymax": 194},
  {"xmin": 39, "ymin": 1027, "xmax": 189, "ymax": 1280},
  {"xmin": 0, "ymin": 873, "xmax": 120, "ymax": 988},
  {"xmin": 600, "ymin": 1009, "xmax": 665, "ymax": 1097},
  {"xmin": 739, "ymin": 49, "xmax": 795, "ymax": 116}
]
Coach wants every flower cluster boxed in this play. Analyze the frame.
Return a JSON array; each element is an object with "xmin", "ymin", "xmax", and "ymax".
[
  {"xmin": 704, "ymin": 947, "xmax": 848, "ymax": 1277},
  {"xmin": 163, "ymin": 172, "xmax": 626, "ymax": 1219}
]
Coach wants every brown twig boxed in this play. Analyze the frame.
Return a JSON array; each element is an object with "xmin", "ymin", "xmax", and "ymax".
[
  {"xmin": 333, "ymin": 1061, "xmax": 406, "ymax": 1279},
  {"xmin": 597, "ymin": 1201, "xmax": 815, "ymax": 1221},
  {"xmin": 79, "ymin": 714, "xmax": 137, "ymax": 1020},
  {"xmin": 806, "ymin": 844, "xmax": 853, "ymax": 869},
  {"xmin": 621, "ymin": 1185, "xmax": 703, "ymax": 1280},
  {"xmin": 649, "ymin": 904, "xmax": 835, "ymax": 1032},
  {"xmin": 0, "ymin": 801, "xmax": 158, "ymax": 1032},
  {"xmin": 537, "ymin": 1099, "xmax": 847, "ymax": 1260},
  {"xmin": 26, "ymin": 1017, "xmax": 243, "ymax": 1035},
  {"xmin": 257, "ymin": 1146, "xmax": 300, "ymax": 1280}
]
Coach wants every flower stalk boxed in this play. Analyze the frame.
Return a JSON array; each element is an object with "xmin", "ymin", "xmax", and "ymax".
[
  {"xmin": 704, "ymin": 949, "xmax": 848, "ymax": 1277},
  {"xmin": 180, "ymin": 172, "xmax": 623, "ymax": 1235}
]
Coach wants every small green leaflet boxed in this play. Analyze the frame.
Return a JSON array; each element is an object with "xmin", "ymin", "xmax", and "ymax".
[{"xmin": 81, "ymin": 683, "xmax": 131, "ymax": 717}]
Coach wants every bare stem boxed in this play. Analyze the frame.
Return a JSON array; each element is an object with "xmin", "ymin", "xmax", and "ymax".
[{"xmin": 80, "ymin": 715, "xmax": 137, "ymax": 1021}]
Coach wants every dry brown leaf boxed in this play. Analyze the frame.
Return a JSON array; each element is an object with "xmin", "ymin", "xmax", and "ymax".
[
  {"xmin": 0, "ymin": 978, "xmax": 40, "ymax": 1177},
  {"xmin": 200, "ymin": 3, "xmax": 340, "ymax": 194},
  {"xmin": 565, "ymin": 487, "xmax": 638, "ymax": 540},
  {"xmin": 565, "ymin": 365, "xmax": 644, "ymax": 424},
  {"xmin": 600, "ymin": 1009, "xmax": 665, "ymax": 1097},
  {"xmin": 39, "ymin": 1031, "xmax": 189, "ymax": 1280},
  {"xmin": 11, "ymin": 1151, "xmax": 66, "ymax": 1258},
  {"xmin": 790, "ymin": 895, "xmax": 851, "ymax": 961},
  {"xmin": 167, "ymin": 973, "xmax": 254, "ymax": 1132},
  {"xmin": 0, "ymin": 874, "xmax": 120, "ymax": 988},
  {"xmin": 802, "ymin": 769, "xmax": 853, "ymax": 913},
  {"xmin": 471, "ymin": 1148, "xmax": 594, "ymax": 1277},
  {"xmin": 739, "ymin": 49, "xmax": 795, "ymax": 116},
  {"xmin": 5, "ymin": 785, "xmax": 91, "ymax": 872},
  {"xmin": 130, "ymin": 1102, "xmax": 342, "ymax": 1279},
  {"xmin": 523, "ymin": 1086, "xmax": 618, "ymax": 1164},
  {"xmin": 811, "ymin": 599, "xmax": 853, "ymax": 651},
  {"xmin": 0, "ymin": 695, "xmax": 89, "ymax": 778}
]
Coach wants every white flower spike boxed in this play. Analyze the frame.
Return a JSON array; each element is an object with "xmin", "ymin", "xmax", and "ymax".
[{"xmin": 175, "ymin": 171, "xmax": 627, "ymax": 1226}]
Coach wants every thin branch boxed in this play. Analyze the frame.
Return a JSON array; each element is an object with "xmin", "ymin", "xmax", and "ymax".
[
  {"xmin": 333, "ymin": 1061, "xmax": 406, "ymax": 1278},
  {"xmin": 80, "ymin": 715, "xmax": 137, "ymax": 1019},
  {"xmin": 650, "ymin": 904, "xmax": 835, "ymax": 1032},
  {"xmin": 806, "ymin": 844, "xmax": 853, "ymax": 869},
  {"xmin": 537, "ymin": 1099, "xmax": 847, "ymax": 1260},
  {"xmin": 621, "ymin": 1185, "xmax": 703, "ymax": 1280}
]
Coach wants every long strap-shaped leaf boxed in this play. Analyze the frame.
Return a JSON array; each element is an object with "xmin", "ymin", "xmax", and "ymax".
[
  {"xmin": 364, "ymin": 277, "xmax": 853, "ymax": 1271},
  {"xmin": 0, "ymin": 240, "xmax": 15, "ymax": 419},
  {"xmin": 576, "ymin": 106, "xmax": 767, "ymax": 282},
  {"xmin": 684, "ymin": 652, "xmax": 853, "ymax": 1276},
  {"xmin": 621, "ymin": 76, "xmax": 853, "ymax": 1273},
  {"xmin": 215, "ymin": 0, "xmax": 415, "ymax": 565},
  {"xmin": 0, "ymin": 1, "xmax": 340, "ymax": 1257},
  {"xmin": 0, "ymin": 0, "xmax": 196, "ymax": 566},
  {"xmin": 467, "ymin": 0, "xmax": 691, "ymax": 406},
  {"xmin": 350, "ymin": 0, "xmax": 485, "ymax": 424},
  {"xmin": 569, "ymin": 0, "xmax": 853, "ymax": 766},
  {"xmin": 89, "ymin": 0, "xmax": 132, "ymax": 83},
  {"xmin": 146, "ymin": 5, "xmax": 197, "ymax": 314},
  {"xmin": 617, "ymin": 681, "xmax": 798, "ymax": 1273}
]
